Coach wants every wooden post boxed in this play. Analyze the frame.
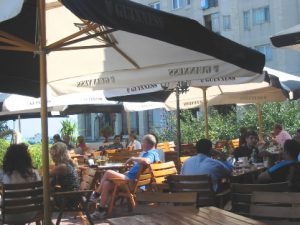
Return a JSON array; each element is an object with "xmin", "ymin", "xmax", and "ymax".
[
  {"xmin": 175, "ymin": 87, "xmax": 182, "ymax": 156},
  {"xmin": 202, "ymin": 87, "xmax": 209, "ymax": 139},
  {"xmin": 38, "ymin": 1, "xmax": 51, "ymax": 224},
  {"xmin": 17, "ymin": 115, "xmax": 21, "ymax": 133},
  {"xmin": 126, "ymin": 112, "xmax": 131, "ymax": 135},
  {"xmin": 256, "ymin": 103, "xmax": 264, "ymax": 142}
]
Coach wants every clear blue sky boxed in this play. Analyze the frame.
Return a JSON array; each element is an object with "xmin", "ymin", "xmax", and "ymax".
[{"xmin": 7, "ymin": 116, "xmax": 78, "ymax": 139}]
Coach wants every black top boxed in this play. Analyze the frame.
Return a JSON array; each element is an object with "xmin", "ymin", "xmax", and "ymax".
[{"xmin": 233, "ymin": 144, "xmax": 261, "ymax": 162}]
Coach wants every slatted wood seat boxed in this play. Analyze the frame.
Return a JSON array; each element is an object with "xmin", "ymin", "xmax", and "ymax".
[
  {"xmin": 107, "ymin": 164, "xmax": 152, "ymax": 216},
  {"xmin": 231, "ymin": 182, "xmax": 289, "ymax": 216},
  {"xmin": 250, "ymin": 191, "xmax": 300, "ymax": 225},
  {"xmin": 150, "ymin": 161, "xmax": 177, "ymax": 191},
  {"xmin": 0, "ymin": 181, "xmax": 44, "ymax": 225}
]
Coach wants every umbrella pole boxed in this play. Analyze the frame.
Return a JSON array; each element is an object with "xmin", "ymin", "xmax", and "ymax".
[
  {"xmin": 17, "ymin": 115, "xmax": 21, "ymax": 133},
  {"xmin": 202, "ymin": 87, "xmax": 209, "ymax": 139},
  {"xmin": 256, "ymin": 103, "xmax": 264, "ymax": 142},
  {"xmin": 126, "ymin": 112, "xmax": 131, "ymax": 135},
  {"xmin": 38, "ymin": 0, "xmax": 51, "ymax": 224},
  {"xmin": 176, "ymin": 87, "xmax": 182, "ymax": 156}
]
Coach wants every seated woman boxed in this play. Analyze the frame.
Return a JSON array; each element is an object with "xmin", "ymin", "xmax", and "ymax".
[
  {"xmin": 258, "ymin": 139, "xmax": 300, "ymax": 184},
  {"xmin": 50, "ymin": 142, "xmax": 80, "ymax": 192},
  {"xmin": 75, "ymin": 135, "xmax": 89, "ymax": 154},
  {"xmin": 0, "ymin": 143, "xmax": 41, "ymax": 223},
  {"xmin": 127, "ymin": 132, "xmax": 142, "ymax": 150}
]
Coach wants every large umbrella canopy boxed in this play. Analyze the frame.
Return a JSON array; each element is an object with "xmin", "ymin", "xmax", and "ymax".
[
  {"xmin": 270, "ymin": 24, "xmax": 300, "ymax": 51},
  {"xmin": 0, "ymin": 0, "xmax": 265, "ymax": 97},
  {"xmin": 0, "ymin": 90, "xmax": 166, "ymax": 120}
]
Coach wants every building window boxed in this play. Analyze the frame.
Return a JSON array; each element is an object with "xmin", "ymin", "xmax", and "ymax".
[
  {"xmin": 201, "ymin": 0, "xmax": 218, "ymax": 10},
  {"xmin": 243, "ymin": 10, "xmax": 251, "ymax": 30},
  {"xmin": 253, "ymin": 6, "xmax": 270, "ymax": 25},
  {"xmin": 149, "ymin": 2, "xmax": 160, "ymax": 10},
  {"xmin": 255, "ymin": 44, "xmax": 272, "ymax": 61},
  {"xmin": 172, "ymin": 0, "xmax": 190, "ymax": 9},
  {"xmin": 223, "ymin": 15, "xmax": 231, "ymax": 31},
  {"xmin": 84, "ymin": 114, "xmax": 92, "ymax": 137},
  {"xmin": 204, "ymin": 13, "xmax": 220, "ymax": 33}
]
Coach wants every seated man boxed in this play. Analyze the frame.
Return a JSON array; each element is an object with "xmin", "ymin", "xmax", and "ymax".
[
  {"xmin": 181, "ymin": 138, "xmax": 232, "ymax": 192},
  {"xmin": 101, "ymin": 135, "xmax": 124, "ymax": 150},
  {"xmin": 90, "ymin": 134, "xmax": 160, "ymax": 219},
  {"xmin": 233, "ymin": 130, "xmax": 262, "ymax": 162},
  {"xmin": 258, "ymin": 139, "xmax": 300, "ymax": 184},
  {"xmin": 271, "ymin": 123, "xmax": 291, "ymax": 147}
]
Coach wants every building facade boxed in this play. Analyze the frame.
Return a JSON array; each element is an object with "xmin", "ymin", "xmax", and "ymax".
[{"xmin": 134, "ymin": 0, "xmax": 300, "ymax": 74}]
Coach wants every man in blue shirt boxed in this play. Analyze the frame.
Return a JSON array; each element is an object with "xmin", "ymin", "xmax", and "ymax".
[
  {"xmin": 181, "ymin": 139, "xmax": 232, "ymax": 192},
  {"xmin": 258, "ymin": 139, "xmax": 300, "ymax": 184},
  {"xmin": 91, "ymin": 134, "xmax": 160, "ymax": 219}
]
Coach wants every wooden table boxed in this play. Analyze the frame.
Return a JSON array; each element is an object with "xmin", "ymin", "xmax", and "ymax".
[
  {"xmin": 230, "ymin": 164, "xmax": 266, "ymax": 183},
  {"xmin": 107, "ymin": 206, "xmax": 268, "ymax": 225}
]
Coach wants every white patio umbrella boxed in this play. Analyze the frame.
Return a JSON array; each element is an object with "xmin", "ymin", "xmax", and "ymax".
[
  {"xmin": 270, "ymin": 24, "xmax": 300, "ymax": 51},
  {"xmin": 0, "ymin": 0, "xmax": 265, "ymax": 222}
]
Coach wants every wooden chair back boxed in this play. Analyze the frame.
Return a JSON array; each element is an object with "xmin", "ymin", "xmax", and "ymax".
[
  {"xmin": 79, "ymin": 168, "xmax": 97, "ymax": 190},
  {"xmin": 107, "ymin": 150, "xmax": 142, "ymax": 163},
  {"xmin": 157, "ymin": 141, "xmax": 176, "ymax": 152},
  {"xmin": 181, "ymin": 143, "xmax": 197, "ymax": 156},
  {"xmin": 179, "ymin": 156, "xmax": 190, "ymax": 166},
  {"xmin": 150, "ymin": 161, "xmax": 178, "ymax": 185},
  {"xmin": 214, "ymin": 140, "xmax": 228, "ymax": 151},
  {"xmin": 231, "ymin": 182, "xmax": 289, "ymax": 216},
  {"xmin": 250, "ymin": 191, "xmax": 300, "ymax": 223},
  {"xmin": 92, "ymin": 151, "xmax": 102, "ymax": 159},
  {"xmin": 167, "ymin": 174, "xmax": 216, "ymax": 207},
  {"xmin": 1, "ymin": 181, "xmax": 43, "ymax": 224}
]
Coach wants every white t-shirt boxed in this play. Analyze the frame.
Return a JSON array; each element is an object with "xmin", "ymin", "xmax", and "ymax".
[
  {"xmin": 128, "ymin": 140, "xmax": 142, "ymax": 150},
  {"xmin": 0, "ymin": 169, "xmax": 41, "ymax": 184}
]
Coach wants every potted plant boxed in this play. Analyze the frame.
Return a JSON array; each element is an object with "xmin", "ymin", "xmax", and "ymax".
[{"xmin": 100, "ymin": 124, "xmax": 113, "ymax": 143}]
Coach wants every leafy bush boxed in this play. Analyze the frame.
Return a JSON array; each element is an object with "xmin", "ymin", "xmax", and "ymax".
[
  {"xmin": 0, "ymin": 139, "xmax": 10, "ymax": 168},
  {"xmin": 28, "ymin": 144, "xmax": 43, "ymax": 169}
]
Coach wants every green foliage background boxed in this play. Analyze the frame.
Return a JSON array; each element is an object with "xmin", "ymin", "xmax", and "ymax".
[{"xmin": 157, "ymin": 101, "xmax": 300, "ymax": 143}]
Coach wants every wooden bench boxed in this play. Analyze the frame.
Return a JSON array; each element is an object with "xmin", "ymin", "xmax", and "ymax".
[
  {"xmin": 150, "ymin": 161, "xmax": 177, "ymax": 191},
  {"xmin": 157, "ymin": 141, "xmax": 176, "ymax": 152}
]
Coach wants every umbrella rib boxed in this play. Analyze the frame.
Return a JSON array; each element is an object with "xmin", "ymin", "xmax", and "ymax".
[
  {"xmin": 52, "ymin": 44, "xmax": 112, "ymax": 51},
  {"xmin": 46, "ymin": 23, "xmax": 99, "ymax": 50},
  {"xmin": 46, "ymin": 1, "xmax": 63, "ymax": 11},
  {"xmin": 0, "ymin": 45, "xmax": 35, "ymax": 52},
  {"xmin": 0, "ymin": 30, "xmax": 36, "ymax": 50}
]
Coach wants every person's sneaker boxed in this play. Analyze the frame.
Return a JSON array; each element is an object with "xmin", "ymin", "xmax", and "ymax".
[
  {"xmin": 90, "ymin": 207, "xmax": 107, "ymax": 220},
  {"xmin": 89, "ymin": 192, "xmax": 100, "ymax": 203}
]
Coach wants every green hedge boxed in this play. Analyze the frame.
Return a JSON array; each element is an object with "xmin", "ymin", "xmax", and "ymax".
[{"xmin": 0, "ymin": 141, "xmax": 45, "ymax": 169}]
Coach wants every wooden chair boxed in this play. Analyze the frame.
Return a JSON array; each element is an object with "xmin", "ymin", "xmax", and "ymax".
[
  {"xmin": 107, "ymin": 164, "xmax": 152, "ymax": 216},
  {"xmin": 179, "ymin": 156, "xmax": 190, "ymax": 166},
  {"xmin": 231, "ymin": 182, "xmax": 289, "ymax": 216},
  {"xmin": 181, "ymin": 143, "xmax": 197, "ymax": 156},
  {"xmin": 166, "ymin": 174, "xmax": 217, "ymax": 207},
  {"xmin": 53, "ymin": 168, "xmax": 97, "ymax": 225},
  {"xmin": 214, "ymin": 140, "xmax": 228, "ymax": 151},
  {"xmin": 0, "ymin": 181, "xmax": 44, "ymax": 225},
  {"xmin": 157, "ymin": 142, "xmax": 176, "ymax": 152},
  {"xmin": 250, "ymin": 191, "xmax": 300, "ymax": 224},
  {"xmin": 150, "ymin": 161, "xmax": 177, "ymax": 191},
  {"xmin": 107, "ymin": 150, "xmax": 141, "ymax": 163},
  {"xmin": 135, "ymin": 192, "xmax": 197, "ymax": 213}
]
